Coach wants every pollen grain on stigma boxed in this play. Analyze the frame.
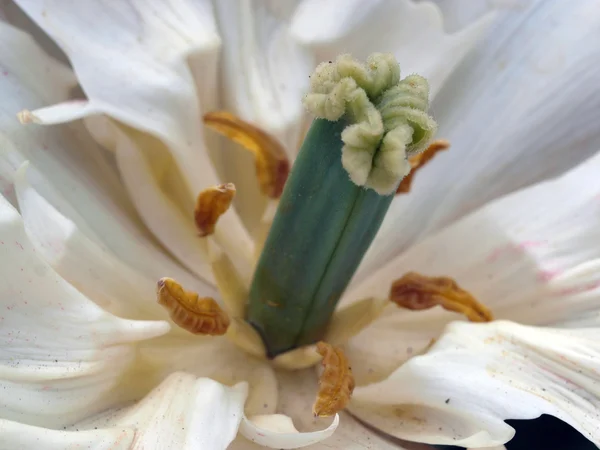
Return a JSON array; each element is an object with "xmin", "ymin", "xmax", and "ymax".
[
  {"xmin": 390, "ymin": 272, "xmax": 493, "ymax": 322},
  {"xmin": 157, "ymin": 277, "xmax": 230, "ymax": 335}
]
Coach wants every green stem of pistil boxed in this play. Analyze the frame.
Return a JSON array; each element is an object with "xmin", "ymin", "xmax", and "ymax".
[{"xmin": 246, "ymin": 118, "xmax": 394, "ymax": 357}]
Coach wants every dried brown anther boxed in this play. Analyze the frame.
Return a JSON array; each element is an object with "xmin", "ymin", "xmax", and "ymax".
[
  {"xmin": 396, "ymin": 139, "xmax": 450, "ymax": 195},
  {"xmin": 194, "ymin": 183, "xmax": 236, "ymax": 237},
  {"xmin": 157, "ymin": 277, "xmax": 230, "ymax": 335},
  {"xmin": 313, "ymin": 342, "xmax": 355, "ymax": 417},
  {"xmin": 203, "ymin": 111, "xmax": 290, "ymax": 198},
  {"xmin": 390, "ymin": 272, "xmax": 493, "ymax": 322}
]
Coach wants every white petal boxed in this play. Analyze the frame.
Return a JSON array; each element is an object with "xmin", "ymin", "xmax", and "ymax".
[
  {"xmin": 0, "ymin": 20, "xmax": 213, "ymax": 298},
  {"xmin": 351, "ymin": 321, "xmax": 600, "ymax": 447},
  {"xmin": 13, "ymin": 163, "xmax": 165, "ymax": 321},
  {"xmin": 112, "ymin": 124, "xmax": 216, "ymax": 283},
  {"xmin": 345, "ymin": 151, "xmax": 600, "ymax": 385},
  {"xmin": 415, "ymin": 0, "xmax": 499, "ymax": 33},
  {"xmin": 0, "ymin": 18, "xmax": 75, "ymax": 102},
  {"xmin": 214, "ymin": 0, "xmax": 312, "ymax": 152},
  {"xmin": 15, "ymin": 0, "xmax": 255, "ymax": 269},
  {"xmin": 211, "ymin": 0, "xmax": 313, "ymax": 230},
  {"xmin": 0, "ymin": 20, "xmax": 120, "ymax": 217},
  {"xmin": 0, "ymin": 1, "xmax": 69, "ymax": 66},
  {"xmin": 0, "ymin": 194, "xmax": 170, "ymax": 427},
  {"xmin": 76, "ymin": 373, "xmax": 247, "ymax": 450},
  {"xmin": 0, "ymin": 419, "xmax": 135, "ymax": 450},
  {"xmin": 238, "ymin": 413, "xmax": 338, "ymax": 449},
  {"xmin": 362, "ymin": 0, "xmax": 600, "ymax": 277},
  {"xmin": 291, "ymin": 0, "xmax": 493, "ymax": 96}
]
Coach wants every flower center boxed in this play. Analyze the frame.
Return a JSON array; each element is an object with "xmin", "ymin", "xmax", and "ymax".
[
  {"xmin": 150, "ymin": 54, "xmax": 496, "ymax": 419},
  {"xmin": 158, "ymin": 54, "xmax": 493, "ymax": 363}
]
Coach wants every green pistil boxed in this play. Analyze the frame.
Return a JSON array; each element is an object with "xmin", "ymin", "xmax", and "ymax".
[{"xmin": 246, "ymin": 53, "xmax": 437, "ymax": 357}]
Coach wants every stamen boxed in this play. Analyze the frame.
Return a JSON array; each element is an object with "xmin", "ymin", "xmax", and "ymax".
[
  {"xmin": 157, "ymin": 277, "xmax": 230, "ymax": 335},
  {"xmin": 313, "ymin": 342, "xmax": 355, "ymax": 417},
  {"xmin": 389, "ymin": 272, "xmax": 493, "ymax": 322},
  {"xmin": 396, "ymin": 139, "xmax": 450, "ymax": 195},
  {"xmin": 225, "ymin": 318, "xmax": 267, "ymax": 359},
  {"xmin": 252, "ymin": 199, "xmax": 279, "ymax": 262},
  {"xmin": 324, "ymin": 297, "xmax": 388, "ymax": 346},
  {"xmin": 203, "ymin": 112, "xmax": 290, "ymax": 199},
  {"xmin": 194, "ymin": 183, "xmax": 236, "ymax": 237},
  {"xmin": 17, "ymin": 110, "xmax": 38, "ymax": 124},
  {"xmin": 208, "ymin": 244, "xmax": 249, "ymax": 319}
]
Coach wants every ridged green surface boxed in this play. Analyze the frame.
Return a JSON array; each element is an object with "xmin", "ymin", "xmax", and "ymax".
[{"xmin": 246, "ymin": 118, "xmax": 394, "ymax": 357}]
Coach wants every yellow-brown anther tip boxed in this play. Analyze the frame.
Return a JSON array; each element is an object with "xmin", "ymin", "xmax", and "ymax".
[
  {"xmin": 312, "ymin": 342, "xmax": 355, "ymax": 417},
  {"xmin": 157, "ymin": 277, "xmax": 230, "ymax": 335},
  {"xmin": 194, "ymin": 183, "xmax": 236, "ymax": 237},
  {"xmin": 203, "ymin": 111, "xmax": 290, "ymax": 199},
  {"xmin": 390, "ymin": 272, "xmax": 493, "ymax": 322},
  {"xmin": 396, "ymin": 139, "xmax": 450, "ymax": 195}
]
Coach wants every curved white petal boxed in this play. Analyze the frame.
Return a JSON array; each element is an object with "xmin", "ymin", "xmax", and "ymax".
[
  {"xmin": 0, "ymin": 419, "xmax": 135, "ymax": 450},
  {"xmin": 351, "ymin": 321, "xmax": 600, "ymax": 447},
  {"xmin": 13, "ymin": 163, "xmax": 166, "ymax": 321},
  {"xmin": 76, "ymin": 373, "xmax": 247, "ymax": 450},
  {"xmin": 232, "ymin": 414, "xmax": 412, "ymax": 450},
  {"xmin": 0, "ymin": 194, "xmax": 170, "ymax": 427},
  {"xmin": 345, "ymin": 150, "xmax": 600, "ymax": 385},
  {"xmin": 291, "ymin": 0, "xmax": 493, "ymax": 96},
  {"xmin": 239, "ymin": 413, "xmax": 338, "ymax": 449},
  {"xmin": 0, "ymin": 19, "xmax": 214, "ymax": 298},
  {"xmin": 363, "ymin": 0, "xmax": 600, "ymax": 277},
  {"xmin": 15, "ymin": 0, "xmax": 255, "ymax": 269}
]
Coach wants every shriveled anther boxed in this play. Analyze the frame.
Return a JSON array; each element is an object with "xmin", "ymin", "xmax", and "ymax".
[
  {"xmin": 194, "ymin": 183, "xmax": 236, "ymax": 237},
  {"xmin": 157, "ymin": 277, "xmax": 230, "ymax": 335},
  {"xmin": 313, "ymin": 342, "xmax": 355, "ymax": 417},
  {"xmin": 396, "ymin": 139, "xmax": 450, "ymax": 195},
  {"xmin": 203, "ymin": 111, "xmax": 290, "ymax": 199},
  {"xmin": 390, "ymin": 272, "xmax": 493, "ymax": 322}
]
